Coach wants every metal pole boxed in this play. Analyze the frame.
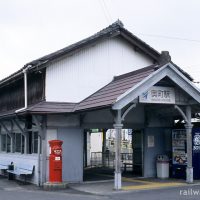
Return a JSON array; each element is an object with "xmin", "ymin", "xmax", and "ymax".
[
  {"xmin": 185, "ymin": 106, "xmax": 193, "ymax": 183},
  {"xmin": 38, "ymin": 134, "xmax": 41, "ymax": 186},
  {"xmin": 113, "ymin": 110, "xmax": 123, "ymax": 190}
]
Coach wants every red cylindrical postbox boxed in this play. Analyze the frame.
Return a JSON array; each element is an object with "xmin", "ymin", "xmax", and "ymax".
[{"xmin": 49, "ymin": 140, "xmax": 63, "ymax": 183}]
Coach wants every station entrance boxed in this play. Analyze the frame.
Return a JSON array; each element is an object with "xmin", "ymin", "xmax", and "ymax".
[{"xmin": 83, "ymin": 129, "xmax": 143, "ymax": 181}]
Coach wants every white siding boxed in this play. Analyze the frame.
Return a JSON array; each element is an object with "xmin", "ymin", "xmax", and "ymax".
[
  {"xmin": 57, "ymin": 128, "xmax": 83, "ymax": 182},
  {"xmin": 46, "ymin": 37, "xmax": 154, "ymax": 102}
]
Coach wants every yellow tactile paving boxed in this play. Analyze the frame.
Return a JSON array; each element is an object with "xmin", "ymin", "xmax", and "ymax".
[
  {"xmin": 89, "ymin": 173, "xmax": 186, "ymax": 191},
  {"xmin": 122, "ymin": 177, "xmax": 153, "ymax": 184},
  {"xmin": 122, "ymin": 181, "xmax": 185, "ymax": 191}
]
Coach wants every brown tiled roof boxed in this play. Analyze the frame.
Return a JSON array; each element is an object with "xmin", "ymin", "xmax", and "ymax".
[
  {"xmin": 0, "ymin": 101, "xmax": 77, "ymax": 118},
  {"xmin": 0, "ymin": 62, "xmax": 192, "ymax": 116},
  {"xmin": 75, "ymin": 64, "xmax": 158, "ymax": 111},
  {"xmin": 26, "ymin": 101, "xmax": 77, "ymax": 114}
]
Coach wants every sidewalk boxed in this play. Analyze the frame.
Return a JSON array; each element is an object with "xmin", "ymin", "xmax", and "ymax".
[
  {"xmin": 1, "ymin": 175, "xmax": 200, "ymax": 196},
  {"xmin": 69, "ymin": 177, "xmax": 198, "ymax": 195}
]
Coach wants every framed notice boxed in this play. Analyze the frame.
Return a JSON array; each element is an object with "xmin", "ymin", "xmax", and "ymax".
[{"xmin": 148, "ymin": 136, "xmax": 155, "ymax": 147}]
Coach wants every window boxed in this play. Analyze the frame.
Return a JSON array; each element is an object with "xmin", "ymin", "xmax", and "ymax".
[
  {"xmin": 14, "ymin": 133, "xmax": 25, "ymax": 153},
  {"xmin": 32, "ymin": 132, "xmax": 38, "ymax": 154},
  {"xmin": 29, "ymin": 132, "xmax": 41, "ymax": 154},
  {"xmin": 1, "ymin": 134, "xmax": 6, "ymax": 151},
  {"xmin": 1, "ymin": 134, "xmax": 11, "ymax": 152},
  {"xmin": 1, "ymin": 131, "xmax": 41, "ymax": 154},
  {"xmin": 7, "ymin": 135, "xmax": 11, "ymax": 152},
  {"xmin": 15, "ymin": 133, "xmax": 21, "ymax": 152}
]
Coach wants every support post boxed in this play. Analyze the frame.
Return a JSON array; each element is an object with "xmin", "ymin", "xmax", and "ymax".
[
  {"xmin": 102, "ymin": 129, "xmax": 107, "ymax": 167},
  {"xmin": 113, "ymin": 110, "xmax": 123, "ymax": 190},
  {"xmin": 174, "ymin": 105, "xmax": 193, "ymax": 183},
  {"xmin": 32, "ymin": 115, "xmax": 43, "ymax": 186},
  {"xmin": 185, "ymin": 106, "xmax": 193, "ymax": 183}
]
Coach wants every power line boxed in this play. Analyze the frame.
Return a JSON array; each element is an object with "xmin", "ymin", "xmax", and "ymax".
[
  {"xmin": 102, "ymin": 0, "xmax": 113, "ymax": 22},
  {"xmin": 137, "ymin": 33, "xmax": 200, "ymax": 44},
  {"xmin": 98, "ymin": 0, "xmax": 112, "ymax": 24}
]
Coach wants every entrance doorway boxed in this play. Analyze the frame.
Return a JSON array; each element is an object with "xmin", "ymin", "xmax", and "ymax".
[
  {"xmin": 132, "ymin": 130, "xmax": 143, "ymax": 176},
  {"xmin": 83, "ymin": 129, "xmax": 144, "ymax": 181}
]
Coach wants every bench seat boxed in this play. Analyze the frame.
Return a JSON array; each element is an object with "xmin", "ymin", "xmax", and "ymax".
[
  {"xmin": 7, "ymin": 169, "xmax": 33, "ymax": 175},
  {"xmin": 0, "ymin": 161, "xmax": 12, "ymax": 170},
  {"xmin": 7, "ymin": 164, "xmax": 34, "ymax": 183}
]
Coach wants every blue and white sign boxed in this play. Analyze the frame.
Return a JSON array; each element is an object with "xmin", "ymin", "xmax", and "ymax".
[
  {"xmin": 139, "ymin": 86, "xmax": 175, "ymax": 104},
  {"xmin": 193, "ymin": 132, "xmax": 200, "ymax": 152}
]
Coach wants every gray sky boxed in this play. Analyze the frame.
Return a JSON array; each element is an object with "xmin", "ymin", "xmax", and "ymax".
[{"xmin": 1, "ymin": 0, "xmax": 200, "ymax": 83}]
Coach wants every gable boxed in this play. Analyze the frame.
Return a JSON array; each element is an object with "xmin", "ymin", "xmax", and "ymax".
[
  {"xmin": 45, "ymin": 37, "xmax": 154, "ymax": 103},
  {"xmin": 112, "ymin": 63, "xmax": 200, "ymax": 110}
]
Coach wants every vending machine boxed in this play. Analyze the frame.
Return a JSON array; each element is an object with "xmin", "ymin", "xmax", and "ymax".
[
  {"xmin": 172, "ymin": 129, "xmax": 187, "ymax": 178},
  {"xmin": 172, "ymin": 128, "xmax": 200, "ymax": 179}
]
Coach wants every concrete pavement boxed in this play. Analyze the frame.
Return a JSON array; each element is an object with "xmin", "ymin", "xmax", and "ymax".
[
  {"xmin": 0, "ymin": 176, "xmax": 200, "ymax": 196},
  {"xmin": 69, "ymin": 177, "xmax": 191, "ymax": 195}
]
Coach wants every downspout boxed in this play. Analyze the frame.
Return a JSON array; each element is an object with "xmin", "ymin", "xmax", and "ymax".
[
  {"xmin": 38, "ymin": 134, "xmax": 41, "ymax": 187},
  {"xmin": 15, "ymin": 65, "xmax": 31, "ymax": 113}
]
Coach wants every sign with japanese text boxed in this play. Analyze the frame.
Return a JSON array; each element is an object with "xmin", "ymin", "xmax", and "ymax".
[
  {"xmin": 193, "ymin": 132, "xmax": 200, "ymax": 152},
  {"xmin": 139, "ymin": 86, "xmax": 175, "ymax": 104}
]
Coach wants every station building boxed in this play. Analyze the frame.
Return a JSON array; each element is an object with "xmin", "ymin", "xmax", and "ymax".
[{"xmin": 0, "ymin": 21, "xmax": 200, "ymax": 188}]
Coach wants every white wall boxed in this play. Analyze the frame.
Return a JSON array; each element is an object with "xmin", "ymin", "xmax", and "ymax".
[
  {"xmin": 57, "ymin": 128, "xmax": 83, "ymax": 183},
  {"xmin": 46, "ymin": 37, "xmax": 154, "ymax": 102}
]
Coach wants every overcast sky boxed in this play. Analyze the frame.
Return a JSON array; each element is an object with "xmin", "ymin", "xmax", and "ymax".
[{"xmin": 1, "ymin": 0, "xmax": 200, "ymax": 83}]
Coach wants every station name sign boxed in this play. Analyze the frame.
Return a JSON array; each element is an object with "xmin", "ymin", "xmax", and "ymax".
[{"xmin": 139, "ymin": 86, "xmax": 175, "ymax": 104}]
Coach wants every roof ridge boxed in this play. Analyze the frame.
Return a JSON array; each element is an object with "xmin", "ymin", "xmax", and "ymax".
[
  {"xmin": 26, "ymin": 20, "xmax": 123, "ymax": 66},
  {"xmin": 0, "ymin": 20, "xmax": 193, "ymax": 87},
  {"xmin": 94, "ymin": 19, "xmax": 124, "ymax": 35}
]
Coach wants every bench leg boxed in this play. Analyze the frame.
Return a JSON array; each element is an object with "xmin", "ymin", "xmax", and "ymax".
[
  {"xmin": 24, "ymin": 175, "xmax": 27, "ymax": 184},
  {"xmin": 124, "ymin": 164, "xmax": 127, "ymax": 173}
]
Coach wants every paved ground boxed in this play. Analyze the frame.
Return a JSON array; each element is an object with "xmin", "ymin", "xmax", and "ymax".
[
  {"xmin": 70, "ymin": 176, "xmax": 195, "ymax": 195},
  {"xmin": 1, "ymin": 175, "xmax": 200, "ymax": 200}
]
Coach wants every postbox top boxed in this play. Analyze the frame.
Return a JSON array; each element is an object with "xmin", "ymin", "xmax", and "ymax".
[{"xmin": 49, "ymin": 140, "xmax": 63, "ymax": 146}]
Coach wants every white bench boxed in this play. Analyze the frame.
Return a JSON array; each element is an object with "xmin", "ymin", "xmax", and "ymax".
[
  {"xmin": 7, "ymin": 163, "xmax": 35, "ymax": 183},
  {"xmin": 0, "ymin": 160, "xmax": 12, "ymax": 170}
]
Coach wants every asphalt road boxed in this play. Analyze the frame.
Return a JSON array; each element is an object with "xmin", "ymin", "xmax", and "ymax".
[
  {"xmin": 112, "ymin": 185, "xmax": 200, "ymax": 200},
  {"xmin": 0, "ymin": 184, "xmax": 200, "ymax": 200}
]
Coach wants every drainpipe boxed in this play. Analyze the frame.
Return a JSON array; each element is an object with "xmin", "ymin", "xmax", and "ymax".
[
  {"xmin": 15, "ymin": 65, "xmax": 31, "ymax": 113},
  {"xmin": 38, "ymin": 134, "xmax": 41, "ymax": 187}
]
